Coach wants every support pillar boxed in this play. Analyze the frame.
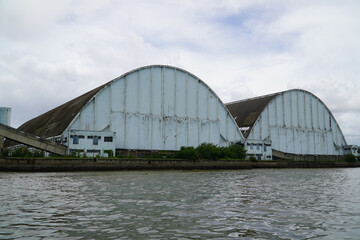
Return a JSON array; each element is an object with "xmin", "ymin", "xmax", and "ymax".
[{"xmin": 0, "ymin": 135, "xmax": 3, "ymax": 157}]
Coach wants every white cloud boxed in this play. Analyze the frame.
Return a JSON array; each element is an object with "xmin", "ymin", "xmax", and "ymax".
[{"xmin": 0, "ymin": 0, "xmax": 359, "ymax": 144}]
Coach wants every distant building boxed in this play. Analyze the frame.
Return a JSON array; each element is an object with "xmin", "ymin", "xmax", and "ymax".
[
  {"xmin": 0, "ymin": 107, "xmax": 11, "ymax": 126},
  {"xmin": 343, "ymin": 145, "xmax": 359, "ymax": 157}
]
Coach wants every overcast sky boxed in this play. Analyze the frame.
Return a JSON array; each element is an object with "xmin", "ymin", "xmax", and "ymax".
[{"xmin": 1, "ymin": 0, "xmax": 359, "ymax": 145}]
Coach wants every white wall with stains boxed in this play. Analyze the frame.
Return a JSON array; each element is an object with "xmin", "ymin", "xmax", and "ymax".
[
  {"xmin": 65, "ymin": 65, "xmax": 244, "ymax": 151},
  {"xmin": 247, "ymin": 90, "xmax": 347, "ymax": 155}
]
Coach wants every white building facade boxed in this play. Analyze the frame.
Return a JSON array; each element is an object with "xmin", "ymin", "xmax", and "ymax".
[
  {"xmin": 227, "ymin": 89, "xmax": 347, "ymax": 158},
  {"xmin": 61, "ymin": 65, "xmax": 243, "ymax": 156}
]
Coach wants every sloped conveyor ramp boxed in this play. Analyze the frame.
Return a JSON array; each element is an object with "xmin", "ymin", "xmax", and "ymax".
[{"xmin": 0, "ymin": 123, "xmax": 66, "ymax": 156}]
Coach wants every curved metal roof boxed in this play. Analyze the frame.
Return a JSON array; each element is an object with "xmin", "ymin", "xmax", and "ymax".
[
  {"xmin": 225, "ymin": 92, "xmax": 280, "ymax": 137},
  {"xmin": 17, "ymin": 84, "xmax": 106, "ymax": 138},
  {"xmin": 225, "ymin": 89, "xmax": 347, "ymax": 143},
  {"xmin": 17, "ymin": 65, "xmax": 240, "ymax": 140}
]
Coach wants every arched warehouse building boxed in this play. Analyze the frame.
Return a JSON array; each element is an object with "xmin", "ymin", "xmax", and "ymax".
[
  {"xmin": 226, "ymin": 89, "xmax": 347, "ymax": 160},
  {"xmin": 15, "ymin": 65, "xmax": 244, "ymax": 156}
]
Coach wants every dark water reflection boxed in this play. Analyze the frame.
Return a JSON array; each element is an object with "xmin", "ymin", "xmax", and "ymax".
[{"xmin": 1, "ymin": 168, "xmax": 360, "ymax": 239}]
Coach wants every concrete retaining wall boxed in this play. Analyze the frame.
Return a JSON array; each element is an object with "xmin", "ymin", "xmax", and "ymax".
[
  {"xmin": 0, "ymin": 158, "xmax": 252, "ymax": 172},
  {"xmin": 1, "ymin": 158, "xmax": 360, "ymax": 172}
]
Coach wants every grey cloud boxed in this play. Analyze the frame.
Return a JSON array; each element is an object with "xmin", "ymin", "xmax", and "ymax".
[{"xmin": 0, "ymin": 0, "xmax": 359, "ymax": 145}]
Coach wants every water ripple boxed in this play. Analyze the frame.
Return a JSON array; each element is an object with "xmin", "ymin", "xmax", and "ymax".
[{"xmin": 1, "ymin": 169, "xmax": 360, "ymax": 239}]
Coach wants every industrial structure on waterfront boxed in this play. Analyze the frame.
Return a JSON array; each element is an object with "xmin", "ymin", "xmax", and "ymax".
[
  {"xmin": 1, "ymin": 65, "xmax": 358, "ymax": 159},
  {"xmin": 226, "ymin": 90, "xmax": 351, "ymax": 160}
]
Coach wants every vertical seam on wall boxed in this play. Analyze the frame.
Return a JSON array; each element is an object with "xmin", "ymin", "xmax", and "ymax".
[
  {"xmin": 207, "ymin": 88, "xmax": 210, "ymax": 143},
  {"xmin": 137, "ymin": 71, "xmax": 141, "ymax": 150},
  {"xmin": 124, "ymin": 76, "xmax": 127, "ymax": 149},
  {"xmin": 174, "ymin": 69, "xmax": 178, "ymax": 149},
  {"xmin": 150, "ymin": 67, "xmax": 153, "ymax": 150},
  {"xmin": 186, "ymin": 73, "xmax": 189, "ymax": 147},
  {"xmin": 162, "ymin": 67, "xmax": 165, "ymax": 150},
  {"xmin": 197, "ymin": 79, "xmax": 200, "ymax": 146},
  {"xmin": 109, "ymin": 84, "xmax": 112, "ymax": 132}
]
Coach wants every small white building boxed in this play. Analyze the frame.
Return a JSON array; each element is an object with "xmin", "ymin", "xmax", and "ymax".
[
  {"xmin": 343, "ymin": 145, "xmax": 359, "ymax": 157},
  {"xmin": 245, "ymin": 139, "xmax": 272, "ymax": 160},
  {"xmin": 65, "ymin": 130, "xmax": 116, "ymax": 157}
]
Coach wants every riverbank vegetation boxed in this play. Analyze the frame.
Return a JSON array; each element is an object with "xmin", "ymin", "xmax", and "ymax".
[
  {"xmin": 2, "ymin": 144, "xmax": 358, "ymax": 163},
  {"xmin": 1, "ymin": 147, "xmax": 44, "ymax": 158},
  {"xmin": 345, "ymin": 153, "xmax": 357, "ymax": 162},
  {"xmin": 174, "ymin": 143, "xmax": 246, "ymax": 160}
]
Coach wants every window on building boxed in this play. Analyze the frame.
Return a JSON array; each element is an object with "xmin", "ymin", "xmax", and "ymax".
[
  {"xmin": 73, "ymin": 135, "xmax": 79, "ymax": 144},
  {"xmin": 98, "ymin": 136, "xmax": 101, "ymax": 140},
  {"xmin": 104, "ymin": 136, "xmax": 113, "ymax": 142},
  {"xmin": 70, "ymin": 135, "xmax": 74, "ymax": 138},
  {"xmin": 250, "ymin": 144, "xmax": 253, "ymax": 150},
  {"xmin": 79, "ymin": 135, "xmax": 84, "ymax": 139},
  {"xmin": 93, "ymin": 136, "xmax": 98, "ymax": 145},
  {"xmin": 88, "ymin": 136, "xmax": 93, "ymax": 139},
  {"xmin": 264, "ymin": 144, "xmax": 267, "ymax": 152},
  {"xmin": 87, "ymin": 149, "xmax": 100, "ymax": 153},
  {"xmin": 256, "ymin": 144, "xmax": 260, "ymax": 150}
]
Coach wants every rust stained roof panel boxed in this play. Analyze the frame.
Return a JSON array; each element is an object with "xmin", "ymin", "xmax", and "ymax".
[
  {"xmin": 225, "ymin": 93, "xmax": 279, "ymax": 138},
  {"xmin": 17, "ymin": 84, "xmax": 106, "ymax": 138}
]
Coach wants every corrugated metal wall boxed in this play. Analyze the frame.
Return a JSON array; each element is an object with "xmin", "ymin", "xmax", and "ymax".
[
  {"xmin": 248, "ymin": 90, "xmax": 346, "ymax": 155},
  {"xmin": 67, "ymin": 65, "xmax": 243, "ymax": 150}
]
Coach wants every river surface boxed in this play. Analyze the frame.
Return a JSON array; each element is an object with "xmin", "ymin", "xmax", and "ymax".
[{"xmin": 1, "ymin": 168, "xmax": 360, "ymax": 239}]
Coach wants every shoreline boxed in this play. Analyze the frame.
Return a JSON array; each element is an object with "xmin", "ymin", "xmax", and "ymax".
[{"xmin": 1, "ymin": 158, "xmax": 360, "ymax": 172}]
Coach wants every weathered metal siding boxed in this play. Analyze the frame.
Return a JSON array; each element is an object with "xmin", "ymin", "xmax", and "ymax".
[
  {"xmin": 67, "ymin": 66, "xmax": 243, "ymax": 150},
  {"xmin": 249, "ymin": 90, "xmax": 346, "ymax": 155}
]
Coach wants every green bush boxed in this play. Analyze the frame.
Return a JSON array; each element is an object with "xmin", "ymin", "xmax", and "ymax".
[
  {"xmin": 249, "ymin": 156, "xmax": 257, "ymax": 161},
  {"xmin": 149, "ymin": 152, "xmax": 162, "ymax": 158},
  {"xmin": 104, "ymin": 150, "xmax": 114, "ymax": 158},
  {"xmin": 196, "ymin": 143, "xmax": 222, "ymax": 160},
  {"xmin": 174, "ymin": 143, "xmax": 246, "ymax": 160},
  {"xmin": 345, "ymin": 153, "xmax": 356, "ymax": 162},
  {"xmin": 1, "ymin": 148, "xmax": 9, "ymax": 157},
  {"xmin": 12, "ymin": 147, "xmax": 33, "ymax": 157},
  {"xmin": 33, "ymin": 150, "xmax": 44, "ymax": 157},
  {"xmin": 222, "ymin": 145, "xmax": 246, "ymax": 159},
  {"xmin": 174, "ymin": 146, "xmax": 198, "ymax": 160}
]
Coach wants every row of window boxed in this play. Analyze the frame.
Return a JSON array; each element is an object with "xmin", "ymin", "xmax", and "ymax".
[
  {"xmin": 69, "ymin": 149, "xmax": 101, "ymax": 154},
  {"xmin": 70, "ymin": 135, "xmax": 101, "ymax": 139},
  {"xmin": 70, "ymin": 135, "xmax": 113, "ymax": 145},
  {"xmin": 247, "ymin": 143, "xmax": 270, "ymax": 152}
]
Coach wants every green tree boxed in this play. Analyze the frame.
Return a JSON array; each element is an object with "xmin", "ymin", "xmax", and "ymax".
[
  {"xmin": 222, "ymin": 145, "xmax": 246, "ymax": 159},
  {"xmin": 196, "ymin": 143, "xmax": 222, "ymax": 160},
  {"xmin": 174, "ymin": 146, "xmax": 198, "ymax": 160},
  {"xmin": 345, "ymin": 153, "xmax": 356, "ymax": 162},
  {"xmin": 1, "ymin": 148, "xmax": 10, "ymax": 157},
  {"xmin": 33, "ymin": 150, "xmax": 44, "ymax": 157},
  {"xmin": 12, "ymin": 147, "xmax": 33, "ymax": 157}
]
